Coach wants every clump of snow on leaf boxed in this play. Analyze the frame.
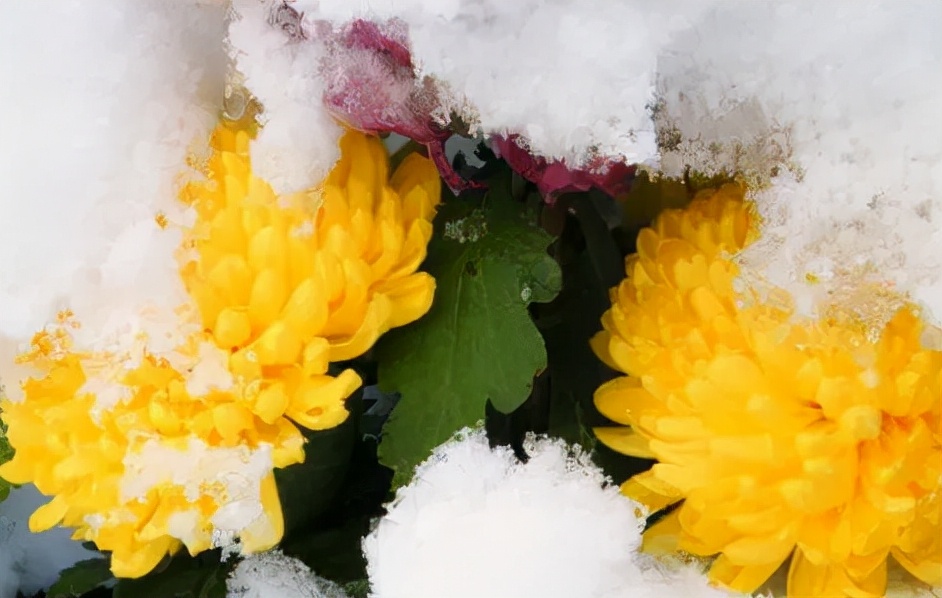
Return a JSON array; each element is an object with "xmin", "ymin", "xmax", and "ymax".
[
  {"xmin": 0, "ymin": 485, "xmax": 95, "ymax": 597},
  {"xmin": 0, "ymin": 0, "xmax": 226, "ymax": 396},
  {"xmin": 226, "ymin": 550, "xmax": 348, "ymax": 598},
  {"xmin": 228, "ymin": 0, "xmax": 342, "ymax": 194},
  {"xmin": 364, "ymin": 428, "xmax": 739, "ymax": 598}
]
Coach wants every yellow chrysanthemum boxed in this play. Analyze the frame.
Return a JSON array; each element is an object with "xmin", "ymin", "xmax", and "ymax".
[
  {"xmin": 592, "ymin": 184, "xmax": 942, "ymax": 596},
  {"xmin": 0, "ymin": 121, "xmax": 440, "ymax": 577}
]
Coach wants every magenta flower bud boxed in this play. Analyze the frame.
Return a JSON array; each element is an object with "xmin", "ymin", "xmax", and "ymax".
[{"xmin": 492, "ymin": 135, "xmax": 636, "ymax": 202}]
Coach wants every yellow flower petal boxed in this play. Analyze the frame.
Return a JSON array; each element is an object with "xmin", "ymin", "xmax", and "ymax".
[
  {"xmin": 620, "ymin": 469, "xmax": 683, "ymax": 513},
  {"xmin": 110, "ymin": 535, "xmax": 178, "ymax": 579},
  {"xmin": 238, "ymin": 473, "xmax": 284, "ymax": 554},
  {"xmin": 29, "ymin": 495, "xmax": 69, "ymax": 532},
  {"xmin": 592, "ymin": 183, "xmax": 942, "ymax": 595},
  {"xmin": 594, "ymin": 426, "xmax": 655, "ymax": 459},
  {"xmin": 1, "ymin": 124, "xmax": 441, "ymax": 578},
  {"xmin": 709, "ymin": 553, "xmax": 788, "ymax": 594},
  {"xmin": 787, "ymin": 548, "xmax": 887, "ymax": 598}
]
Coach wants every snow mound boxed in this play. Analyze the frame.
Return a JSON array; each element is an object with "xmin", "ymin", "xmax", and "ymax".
[
  {"xmin": 364, "ymin": 428, "xmax": 740, "ymax": 598},
  {"xmin": 226, "ymin": 550, "xmax": 348, "ymax": 598},
  {"xmin": 653, "ymin": 1, "xmax": 942, "ymax": 327},
  {"xmin": 228, "ymin": 0, "xmax": 342, "ymax": 195},
  {"xmin": 0, "ymin": 0, "xmax": 227, "ymax": 397}
]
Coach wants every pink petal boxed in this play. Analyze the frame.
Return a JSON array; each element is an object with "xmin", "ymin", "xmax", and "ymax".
[
  {"xmin": 318, "ymin": 19, "xmax": 481, "ymax": 191},
  {"xmin": 492, "ymin": 135, "xmax": 636, "ymax": 203}
]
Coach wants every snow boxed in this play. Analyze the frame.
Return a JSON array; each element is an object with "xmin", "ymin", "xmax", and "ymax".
[
  {"xmin": 228, "ymin": 0, "xmax": 343, "ymax": 195},
  {"xmin": 0, "ymin": 485, "xmax": 95, "ymax": 598},
  {"xmin": 363, "ymin": 428, "xmax": 739, "ymax": 598},
  {"xmin": 286, "ymin": 0, "xmax": 942, "ymax": 324},
  {"xmin": 293, "ymin": 0, "xmax": 714, "ymax": 167},
  {"xmin": 0, "ymin": 0, "xmax": 227, "ymax": 399},
  {"xmin": 226, "ymin": 550, "xmax": 348, "ymax": 598},
  {"xmin": 652, "ymin": 1, "xmax": 942, "ymax": 327},
  {"xmin": 4, "ymin": 0, "xmax": 939, "ymax": 373},
  {"xmin": 121, "ymin": 438, "xmax": 274, "ymax": 538}
]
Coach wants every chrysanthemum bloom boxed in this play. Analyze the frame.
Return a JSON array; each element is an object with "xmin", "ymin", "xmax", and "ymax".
[
  {"xmin": 592, "ymin": 184, "xmax": 942, "ymax": 596},
  {"xmin": 0, "ymin": 121, "xmax": 440, "ymax": 577}
]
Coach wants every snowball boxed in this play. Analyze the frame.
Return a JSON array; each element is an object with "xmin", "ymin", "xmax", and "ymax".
[
  {"xmin": 0, "ymin": 0, "xmax": 227, "ymax": 397},
  {"xmin": 226, "ymin": 550, "xmax": 348, "ymax": 598},
  {"xmin": 364, "ymin": 428, "xmax": 739, "ymax": 598},
  {"xmin": 228, "ymin": 0, "xmax": 343, "ymax": 194},
  {"xmin": 0, "ymin": 485, "xmax": 96, "ymax": 597}
]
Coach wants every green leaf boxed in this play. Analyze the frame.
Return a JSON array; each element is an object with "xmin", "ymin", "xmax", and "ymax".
[
  {"xmin": 343, "ymin": 579, "xmax": 371, "ymax": 598},
  {"xmin": 375, "ymin": 176, "xmax": 561, "ymax": 481},
  {"xmin": 0, "ymin": 417, "xmax": 14, "ymax": 502},
  {"xmin": 47, "ymin": 559, "xmax": 114, "ymax": 598},
  {"xmin": 279, "ymin": 430, "xmax": 392, "ymax": 586}
]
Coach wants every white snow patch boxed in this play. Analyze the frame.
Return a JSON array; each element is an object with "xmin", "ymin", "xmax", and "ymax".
[
  {"xmin": 120, "ymin": 438, "xmax": 273, "ymax": 537},
  {"xmin": 296, "ymin": 0, "xmax": 716, "ymax": 168},
  {"xmin": 226, "ymin": 550, "xmax": 349, "ymax": 598},
  {"xmin": 229, "ymin": 0, "xmax": 343, "ymax": 195},
  {"xmin": 364, "ymin": 428, "xmax": 739, "ymax": 598},
  {"xmin": 285, "ymin": 0, "xmax": 942, "ymax": 324},
  {"xmin": 186, "ymin": 341, "xmax": 237, "ymax": 397},
  {"xmin": 0, "ymin": 0, "xmax": 226, "ymax": 397},
  {"xmin": 651, "ymin": 1, "xmax": 942, "ymax": 326}
]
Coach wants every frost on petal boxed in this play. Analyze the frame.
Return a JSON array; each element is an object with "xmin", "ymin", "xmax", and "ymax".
[
  {"xmin": 226, "ymin": 550, "xmax": 349, "ymax": 598},
  {"xmin": 317, "ymin": 18, "xmax": 478, "ymax": 191},
  {"xmin": 363, "ymin": 428, "xmax": 740, "ymax": 598},
  {"xmin": 319, "ymin": 18, "xmax": 446, "ymax": 145},
  {"xmin": 291, "ymin": 0, "xmax": 711, "ymax": 168}
]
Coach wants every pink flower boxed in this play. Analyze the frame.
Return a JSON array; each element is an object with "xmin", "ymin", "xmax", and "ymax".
[
  {"xmin": 319, "ymin": 19, "xmax": 480, "ymax": 191},
  {"xmin": 492, "ymin": 135, "xmax": 636, "ymax": 202},
  {"xmin": 271, "ymin": 6, "xmax": 636, "ymax": 200}
]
